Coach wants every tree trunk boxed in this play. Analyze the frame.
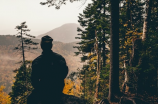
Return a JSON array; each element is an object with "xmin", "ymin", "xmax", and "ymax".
[
  {"xmin": 84, "ymin": 67, "xmax": 86, "ymax": 99},
  {"xmin": 129, "ymin": 38, "xmax": 142, "ymax": 95},
  {"xmin": 102, "ymin": 31, "xmax": 106, "ymax": 67},
  {"xmin": 122, "ymin": 60, "xmax": 130, "ymax": 93},
  {"xmin": 94, "ymin": 30, "xmax": 101, "ymax": 104},
  {"xmin": 136, "ymin": 0, "xmax": 152, "ymax": 95},
  {"xmin": 157, "ymin": 64, "xmax": 158, "ymax": 95},
  {"xmin": 129, "ymin": 39, "xmax": 142, "ymax": 67},
  {"xmin": 21, "ymin": 29, "xmax": 25, "ymax": 65},
  {"xmin": 142, "ymin": 0, "xmax": 152, "ymax": 41},
  {"xmin": 108, "ymin": 0, "xmax": 120, "ymax": 102},
  {"xmin": 102, "ymin": 0, "xmax": 106, "ymax": 67},
  {"xmin": 94, "ymin": 49, "xmax": 101, "ymax": 104}
]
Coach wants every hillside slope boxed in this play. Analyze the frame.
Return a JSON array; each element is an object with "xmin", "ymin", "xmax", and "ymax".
[{"xmin": 37, "ymin": 23, "xmax": 81, "ymax": 43}]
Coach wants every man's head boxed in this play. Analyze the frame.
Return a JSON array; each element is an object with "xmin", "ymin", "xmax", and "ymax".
[{"xmin": 40, "ymin": 35, "xmax": 53, "ymax": 51}]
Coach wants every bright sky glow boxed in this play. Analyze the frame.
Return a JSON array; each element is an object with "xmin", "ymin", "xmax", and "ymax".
[{"xmin": 0, "ymin": 0, "xmax": 92, "ymax": 36}]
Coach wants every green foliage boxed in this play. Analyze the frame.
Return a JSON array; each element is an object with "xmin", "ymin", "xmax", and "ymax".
[
  {"xmin": 10, "ymin": 61, "xmax": 33, "ymax": 104},
  {"xmin": 132, "ymin": 0, "xmax": 158, "ymax": 95},
  {"xmin": 75, "ymin": 0, "xmax": 110, "ymax": 59},
  {"xmin": 76, "ymin": 64, "xmax": 110, "ymax": 103},
  {"xmin": 119, "ymin": 0, "xmax": 145, "ymax": 61},
  {"xmin": 98, "ymin": 66, "xmax": 110, "ymax": 99},
  {"xmin": 73, "ymin": 0, "xmax": 111, "ymax": 102}
]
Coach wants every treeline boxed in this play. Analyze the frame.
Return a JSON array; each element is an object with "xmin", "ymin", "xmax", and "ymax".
[{"xmin": 70, "ymin": 0, "xmax": 158, "ymax": 103}]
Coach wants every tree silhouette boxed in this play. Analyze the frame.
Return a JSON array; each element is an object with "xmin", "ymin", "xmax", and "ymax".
[
  {"xmin": 12, "ymin": 22, "xmax": 38, "ymax": 104},
  {"xmin": 14, "ymin": 21, "xmax": 38, "ymax": 65},
  {"xmin": 10, "ymin": 61, "xmax": 33, "ymax": 104}
]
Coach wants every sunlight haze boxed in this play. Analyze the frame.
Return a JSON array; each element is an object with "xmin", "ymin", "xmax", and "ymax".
[{"xmin": 0, "ymin": 0, "xmax": 92, "ymax": 36}]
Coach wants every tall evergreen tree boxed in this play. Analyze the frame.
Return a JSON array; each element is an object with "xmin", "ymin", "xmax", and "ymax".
[
  {"xmin": 119, "ymin": 0, "xmax": 145, "ymax": 93},
  {"xmin": 74, "ymin": 0, "xmax": 110, "ymax": 102},
  {"xmin": 10, "ymin": 61, "xmax": 33, "ymax": 104},
  {"xmin": 14, "ymin": 21, "xmax": 38, "ymax": 65},
  {"xmin": 11, "ymin": 22, "xmax": 39, "ymax": 104},
  {"xmin": 108, "ymin": 0, "xmax": 120, "ymax": 102}
]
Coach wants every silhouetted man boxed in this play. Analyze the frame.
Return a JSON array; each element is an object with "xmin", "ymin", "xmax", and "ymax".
[{"xmin": 27, "ymin": 35, "xmax": 85, "ymax": 104}]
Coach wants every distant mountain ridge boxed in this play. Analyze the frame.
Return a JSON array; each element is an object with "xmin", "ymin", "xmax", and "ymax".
[
  {"xmin": 37, "ymin": 23, "xmax": 81, "ymax": 43},
  {"xmin": 0, "ymin": 35, "xmax": 79, "ymax": 53}
]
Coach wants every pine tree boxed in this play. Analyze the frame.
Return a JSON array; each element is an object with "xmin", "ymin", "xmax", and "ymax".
[
  {"xmin": 10, "ymin": 61, "xmax": 33, "ymax": 104},
  {"xmin": 119, "ymin": 0, "xmax": 145, "ymax": 61},
  {"xmin": 74, "ymin": 0, "xmax": 110, "ymax": 102},
  {"xmin": 119, "ymin": 0, "xmax": 145, "ymax": 93},
  {"xmin": 14, "ymin": 21, "xmax": 38, "ymax": 65},
  {"xmin": 11, "ymin": 22, "xmax": 38, "ymax": 104}
]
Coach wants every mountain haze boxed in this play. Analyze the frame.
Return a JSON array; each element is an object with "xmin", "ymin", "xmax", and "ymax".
[
  {"xmin": 37, "ymin": 23, "xmax": 81, "ymax": 43},
  {"xmin": 0, "ymin": 35, "xmax": 82, "ymax": 93}
]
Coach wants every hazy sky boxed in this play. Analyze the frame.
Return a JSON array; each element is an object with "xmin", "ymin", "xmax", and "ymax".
[{"xmin": 0, "ymin": 0, "xmax": 92, "ymax": 36}]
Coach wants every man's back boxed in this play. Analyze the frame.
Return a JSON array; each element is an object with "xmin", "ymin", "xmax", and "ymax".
[
  {"xmin": 31, "ymin": 50, "xmax": 68, "ymax": 91},
  {"xmin": 27, "ymin": 35, "xmax": 85, "ymax": 104}
]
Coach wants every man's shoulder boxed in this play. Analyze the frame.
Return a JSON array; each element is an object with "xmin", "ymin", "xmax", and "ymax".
[
  {"xmin": 52, "ymin": 52, "xmax": 64, "ymax": 58},
  {"xmin": 32, "ymin": 55, "xmax": 43, "ymax": 64},
  {"xmin": 52, "ymin": 52, "xmax": 65, "ymax": 61},
  {"xmin": 32, "ymin": 51, "xmax": 65, "ymax": 64},
  {"xmin": 62, "ymin": 94, "xmax": 86, "ymax": 104}
]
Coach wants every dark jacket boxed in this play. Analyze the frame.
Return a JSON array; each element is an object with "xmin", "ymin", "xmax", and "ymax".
[
  {"xmin": 31, "ymin": 50, "xmax": 68, "ymax": 91},
  {"xmin": 28, "ymin": 50, "xmax": 86, "ymax": 104}
]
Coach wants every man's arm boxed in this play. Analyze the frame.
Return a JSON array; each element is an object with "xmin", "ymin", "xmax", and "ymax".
[
  {"xmin": 31, "ymin": 61, "xmax": 41, "ymax": 89},
  {"xmin": 60, "ymin": 57, "xmax": 69, "ymax": 79}
]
